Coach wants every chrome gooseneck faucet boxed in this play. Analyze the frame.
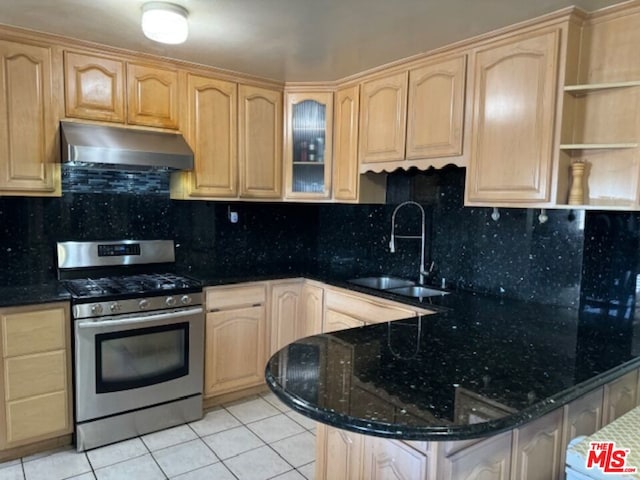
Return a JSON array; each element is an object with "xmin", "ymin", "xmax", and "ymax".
[{"xmin": 389, "ymin": 201, "xmax": 428, "ymax": 284}]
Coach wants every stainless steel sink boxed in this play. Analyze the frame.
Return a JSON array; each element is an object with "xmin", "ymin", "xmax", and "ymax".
[
  {"xmin": 386, "ymin": 285, "xmax": 450, "ymax": 298},
  {"xmin": 348, "ymin": 276, "xmax": 415, "ymax": 290}
]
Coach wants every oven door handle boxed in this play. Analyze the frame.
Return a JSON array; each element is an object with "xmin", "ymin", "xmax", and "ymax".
[{"xmin": 76, "ymin": 306, "xmax": 203, "ymax": 329}]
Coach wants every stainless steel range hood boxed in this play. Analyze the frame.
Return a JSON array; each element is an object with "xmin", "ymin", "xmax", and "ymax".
[{"xmin": 61, "ymin": 122, "xmax": 194, "ymax": 171}]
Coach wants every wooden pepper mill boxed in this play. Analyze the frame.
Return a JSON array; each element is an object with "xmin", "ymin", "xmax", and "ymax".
[{"xmin": 568, "ymin": 161, "xmax": 586, "ymax": 205}]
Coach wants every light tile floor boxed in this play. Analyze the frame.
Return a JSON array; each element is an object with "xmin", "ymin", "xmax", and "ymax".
[{"xmin": 0, "ymin": 393, "xmax": 316, "ymax": 480}]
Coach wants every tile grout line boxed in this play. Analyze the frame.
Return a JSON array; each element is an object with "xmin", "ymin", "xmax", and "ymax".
[{"xmin": 14, "ymin": 395, "xmax": 315, "ymax": 480}]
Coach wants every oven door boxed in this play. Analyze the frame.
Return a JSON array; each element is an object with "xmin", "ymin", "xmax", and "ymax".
[{"xmin": 75, "ymin": 306, "xmax": 204, "ymax": 423}]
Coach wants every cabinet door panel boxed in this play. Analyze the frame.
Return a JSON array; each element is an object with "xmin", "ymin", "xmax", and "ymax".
[
  {"xmin": 299, "ymin": 284, "xmax": 324, "ymax": 338},
  {"xmin": 64, "ymin": 51, "xmax": 125, "ymax": 123},
  {"xmin": 363, "ymin": 436, "xmax": 427, "ymax": 480},
  {"xmin": 205, "ymin": 306, "xmax": 266, "ymax": 396},
  {"xmin": 5, "ymin": 351, "xmax": 66, "ymax": 400},
  {"xmin": 239, "ymin": 85, "xmax": 282, "ymax": 198},
  {"xmin": 511, "ymin": 409, "xmax": 563, "ymax": 480},
  {"xmin": 316, "ymin": 424, "xmax": 364, "ymax": 480},
  {"xmin": 444, "ymin": 431, "xmax": 512, "ymax": 480},
  {"xmin": 270, "ymin": 282, "xmax": 302, "ymax": 354},
  {"xmin": 333, "ymin": 85, "xmax": 360, "ymax": 201},
  {"xmin": 284, "ymin": 91, "xmax": 333, "ymax": 199},
  {"xmin": 127, "ymin": 63, "xmax": 179, "ymax": 129},
  {"xmin": 562, "ymin": 387, "xmax": 603, "ymax": 454},
  {"xmin": 1, "ymin": 305, "xmax": 66, "ymax": 357},
  {"xmin": 602, "ymin": 369, "xmax": 638, "ymax": 425},
  {"xmin": 186, "ymin": 74, "xmax": 237, "ymax": 197},
  {"xmin": 6, "ymin": 390, "xmax": 69, "ymax": 446},
  {"xmin": 407, "ymin": 55, "xmax": 466, "ymax": 159},
  {"xmin": 359, "ymin": 72, "xmax": 407, "ymax": 163},
  {"xmin": 0, "ymin": 40, "xmax": 58, "ymax": 194},
  {"xmin": 467, "ymin": 29, "xmax": 559, "ymax": 203}
]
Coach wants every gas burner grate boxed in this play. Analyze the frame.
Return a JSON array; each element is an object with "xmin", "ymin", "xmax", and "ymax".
[{"xmin": 63, "ymin": 273, "xmax": 201, "ymax": 299}]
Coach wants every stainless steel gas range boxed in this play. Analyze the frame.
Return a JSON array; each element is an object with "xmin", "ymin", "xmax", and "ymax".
[{"xmin": 57, "ymin": 240, "xmax": 204, "ymax": 451}]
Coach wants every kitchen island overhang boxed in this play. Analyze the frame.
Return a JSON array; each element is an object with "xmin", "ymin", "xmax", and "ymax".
[{"xmin": 265, "ymin": 295, "xmax": 640, "ymax": 442}]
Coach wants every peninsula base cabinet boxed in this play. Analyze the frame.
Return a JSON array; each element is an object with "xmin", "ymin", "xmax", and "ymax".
[
  {"xmin": 316, "ymin": 367, "xmax": 640, "ymax": 480},
  {"xmin": 0, "ymin": 303, "xmax": 72, "ymax": 458}
]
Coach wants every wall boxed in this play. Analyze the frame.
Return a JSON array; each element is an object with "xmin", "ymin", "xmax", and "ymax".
[
  {"xmin": 0, "ymin": 189, "xmax": 319, "ymax": 286},
  {"xmin": 317, "ymin": 167, "xmax": 586, "ymax": 307},
  {"xmin": 2, "ymin": 167, "xmax": 636, "ymax": 312}
]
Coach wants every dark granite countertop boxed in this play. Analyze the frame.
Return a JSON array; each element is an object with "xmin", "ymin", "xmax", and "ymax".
[
  {"xmin": 0, "ymin": 281, "xmax": 71, "ymax": 308},
  {"xmin": 265, "ymin": 292, "xmax": 640, "ymax": 441},
  {"xmin": 4, "ymin": 263, "xmax": 639, "ymax": 445}
]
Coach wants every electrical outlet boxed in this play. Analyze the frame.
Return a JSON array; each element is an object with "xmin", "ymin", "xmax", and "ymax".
[{"xmin": 229, "ymin": 211, "xmax": 239, "ymax": 223}]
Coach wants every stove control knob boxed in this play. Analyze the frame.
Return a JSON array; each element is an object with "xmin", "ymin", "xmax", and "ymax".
[
  {"xmin": 91, "ymin": 303, "xmax": 103, "ymax": 315},
  {"xmin": 181, "ymin": 295, "xmax": 192, "ymax": 305},
  {"xmin": 139, "ymin": 299, "xmax": 149, "ymax": 310},
  {"xmin": 166, "ymin": 296, "xmax": 176, "ymax": 307},
  {"xmin": 109, "ymin": 302, "xmax": 120, "ymax": 313}
]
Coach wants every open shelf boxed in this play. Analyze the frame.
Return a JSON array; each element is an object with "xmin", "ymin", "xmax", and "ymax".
[{"xmin": 564, "ymin": 81, "xmax": 640, "ymax": 95}]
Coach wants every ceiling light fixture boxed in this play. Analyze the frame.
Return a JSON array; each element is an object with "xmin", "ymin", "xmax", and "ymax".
[{"xmin": 141, "ymin": 2, "xmax": 189, "ymax": 45}]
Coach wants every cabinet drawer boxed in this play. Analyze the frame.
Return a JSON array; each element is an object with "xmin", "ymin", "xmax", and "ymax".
[
  {"xmin": 6, "ymin": 390, "xmax": 69, "ymax": 445},
  {"xmin": 1, "ymin": 305, "xmax": 66, "ymax": 357},
  {"xmin": 5, "ymin": 351, "xmax": 67, "ymax": 401},
  {"xmin": 205, "ymin": 284, "xmax": 267, "ymax": 311},
  {"xmin": 325, "ymin": 289, "xmax": 417, "ymax": 323}
]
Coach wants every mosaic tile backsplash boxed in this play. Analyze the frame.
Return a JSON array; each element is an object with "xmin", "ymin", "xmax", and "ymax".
[{"xmin": 62, "ymin": 165, "xmax": 170, "ymax": 195}]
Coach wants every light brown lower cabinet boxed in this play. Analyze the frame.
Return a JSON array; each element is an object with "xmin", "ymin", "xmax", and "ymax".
[
  {"xmin": 602, "ymin": 368, "xmax": 638, "ymax": 424},
  {"xmin": 561, "ymin": 386, "xmax": 603, "ymax": 453},
  {"xmin": 442, "ymin": 431, "xmax": 512, "ymax": 480},
  {"xmin": 270, "ymin": 281, "xmax": 303, "ymax": 354},
  {"xmin": 316, "ymin": 423, "xmax": 364, "ymax": 480},
  {"xmin": 511, "ymin": 409, "xmax": 564, "ymax": 480},
  {"xmin": 204, "ymin": 283, "xmax": 268, "ymax": 397},
  {"xmin": 363, "ymin": 436, "xmax": 429, "ymax": 480},
  {"xmin": 0, "ymin": 303, "xmax": 72, "ymax": 451},
  {"xmin": 299, "ymin": 283, "xmax": 324, "ymax": 338},
  {"xmin": 315, "ymin": 367, "xmax": 640, "ymax": 480}
]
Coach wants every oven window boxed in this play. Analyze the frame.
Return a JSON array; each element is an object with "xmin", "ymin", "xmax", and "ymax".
[{"xmin": 95, "ymin": 322, "xmax": 189, "ymax": 393}]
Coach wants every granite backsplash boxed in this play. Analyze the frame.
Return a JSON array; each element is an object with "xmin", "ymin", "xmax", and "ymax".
[
  {"xmin": 0, "ymin": 167, "xmax": 637, "ymax": 310},
  {"xmin": 317, "ymin": 167, "xmax": 585, "ymax": 307}
]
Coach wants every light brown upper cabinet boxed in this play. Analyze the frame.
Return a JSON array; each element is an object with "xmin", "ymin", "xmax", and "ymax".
[
  {"xmin": 126, "ymin": 62, "xmax": 179, "ymax": 129},
  {"xmin": 465, "ymin": 28, "xmax": 560, "ymax": 205},
  {"xmin": 406, "ymin": 55, "xmax": 466, "ymax": 159},
  {"xmin": 359, "ymin": 71, "xmax": 408, "ymax": 164},
  {"xmin": 0, "ymin": 38, "xmax": 60, "ymax": 196},
  {"xmin": 64, "ymin": 51, "xmax": 180, "ymax": 130},
  {"xmin": 180, "ymin": 74, "xmax": 238, "ymax": 198},
  {"xmin": 284, "ymin": 91, "xmax": 333, "ymax": 199},
  {"xmin": 333, "ymin": 84, "xmax": 360, "ymax": 201},
  {"xmin": 238, "ymin": 85, "xmax": 283, "ymax": 199},
  {"xmin": 64, "ymin": 51, "xmax": 125, "ymax": 123}
]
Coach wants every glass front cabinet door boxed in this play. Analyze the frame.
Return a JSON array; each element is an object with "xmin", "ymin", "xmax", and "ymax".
[{"xmin": 284, "ymin": 91, "xmax": 334, "ymax": 199}]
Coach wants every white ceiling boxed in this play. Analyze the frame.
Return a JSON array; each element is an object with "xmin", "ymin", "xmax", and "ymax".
[{"xmin": 0, "ymin": 0, "xmax": 627, "ymax": 82}]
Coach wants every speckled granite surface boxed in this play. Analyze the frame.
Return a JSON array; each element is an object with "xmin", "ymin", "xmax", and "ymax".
[
  {"xmin": 0, "ymin": 281, "xmax": 71, "ymax": 307},
  {"xmin": 266, "ymin": 290, "xmax": 640, "ymax": 441}
]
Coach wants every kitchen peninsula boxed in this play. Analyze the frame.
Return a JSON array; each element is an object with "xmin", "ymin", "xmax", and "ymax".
[{"xmin": 266, "ymin": 289, "xmax": 640, "ymax": 479}]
